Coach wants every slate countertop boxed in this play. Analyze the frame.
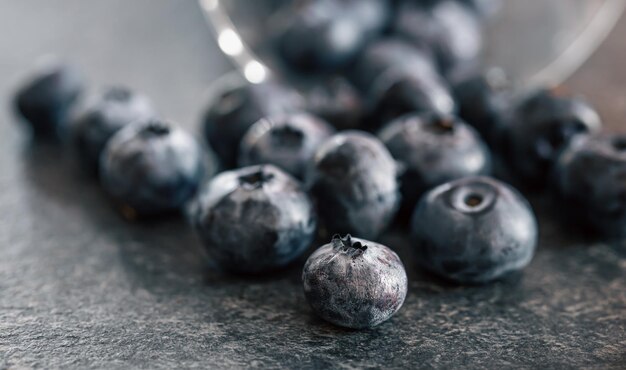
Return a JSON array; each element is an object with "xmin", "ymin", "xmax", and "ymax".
[{"xmin": 0, "ymin": 1, "xmax": 624, "ymax": 369}]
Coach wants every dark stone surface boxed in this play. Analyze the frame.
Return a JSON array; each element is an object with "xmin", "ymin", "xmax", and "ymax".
[{"xmin": 0, "ymin": 1, "xmax": 625, "ymax": 369}]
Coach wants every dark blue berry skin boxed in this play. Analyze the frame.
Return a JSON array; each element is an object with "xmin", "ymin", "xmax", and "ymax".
[
  {"xmin": 14, "ymin": 61, "xmax": 84, "ymax": 139},
  {"xmin": 411, "ymin": 176, "xmax": 538, "ymax": 284},
  {"xmin": 302, "ymin": 234, "xmax": 407, "ymax": 329},
  {"xmin": 274, "ymin": 0, "xmax": 389, "ymax": 71},
  {"xmin": 306, "ymin": 131, "xmax": 400, "ymax": 240},
  {"xmin": 193, "ymin": 164, "xmax": 317, "ymax": 274},
  {"xmin": 71, "ymin": 87, "xmax": 156, "ymax": 173},
  {"xmin": 202, "ymin": 80, "xmax": 304, "ymax": 169},
  {"xmin": 554, "ymin": 134, "xmax": 626, "ymax": 238},
  {"xmin": 394, "ymin": 0, "xmax": 483, "ymax": 77},
  {"xmin": 379, "ymin": 112, "xmax": 491, "ymax": 213},
  {"xmin": 353, "ymin": 40, "xmax": 452, "ymax": 129},
  {"xmin": 239, "ymin": 112, "xmax": 335, "ymax": 180},
  {"xmin": 307, "ymin": 77, "xmax": 365, "ymax": 130},
  {"xmin": 100, "ymin": 119, "xmax": 205, "ymax": 216},
  {"xmin": 507, "ymin": 89, "xmax": 601, "ymax": 186},
  {"xmin": 351, "ymin": 38, "xmax": 437, "ymax": 97},
  {"xmin": 369, "ymin": 69, "xmax": 456, "ymax": 129},
  {"xmin": 453, "ymin": 68, "xmax": 512, "ymax": 150}
]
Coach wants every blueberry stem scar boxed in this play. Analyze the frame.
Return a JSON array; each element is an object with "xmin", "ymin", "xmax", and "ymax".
[
  {"xmin": 239, "ymin": 169, "xmax": 273, "ymax": 189},
  {"xmin": 464, "ymin": 194, "xmax": 484, "ymax": 207}
]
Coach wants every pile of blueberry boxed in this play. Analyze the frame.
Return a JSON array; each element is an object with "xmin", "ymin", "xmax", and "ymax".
[{"xmin": 13, "ymin": 0, "xmax": 626, "ymax": 330}]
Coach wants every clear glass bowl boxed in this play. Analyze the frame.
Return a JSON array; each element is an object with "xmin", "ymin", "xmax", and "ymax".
[{"xmin": 200, "ymin": 0, "xmax": 625, "ymax": 88}]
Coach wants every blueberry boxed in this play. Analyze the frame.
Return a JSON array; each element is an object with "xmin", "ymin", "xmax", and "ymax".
[
  {"xmin": 71, "ymin": 87, "xmax": 156, "ymax": 173},
  {"xmin": 411, "ymin": 176, "xmax": 538, "ymax": 284},
  {"xmin": 368, "ymin": 69, "xmax": 456, "ymax": 129},
  {"xmin": 274, "ymin": 0, "xmax": 389, "ymax": 71},
  {"xmin": 379, "ymin": 112, "xmax": 491, "ymax": 213},
  {"xmin": 307, "ymin": 77, "xmax": 365, "ymax": 130},
  {"xmin": 302, "ymin": 234, "xmax": 407, "ymax": 329},
  {"xmin": 394, "ymin": 0, "xmax": 483, "ymax": 76},
  {"xmin": 508, "ymin": 88, "xmax": 601, "ymax": 186},
  {"xmin": 351, "ymin": 38, "xmax": 437, "ymax": 96},
  {"xmin": 554, "ymin": 134, "xmax": 626, "ymax": 237},
  {"xmin": 239, "ymin": 112, "xmax": 335, "ymax": 180},
  {"xmin": 453, "ymin": 68, "xmax": 512, "ymax": 150},
  {"xmin": 306, "ymin": 131, "xmax": 400, "ymax": 239},
  {"xmin": 100, "ymin": 119, "xmax": 205, "ymax": 216},
  {"xmin": 14, "ymin": 60, "xmax": 84, "ymax": 139},
  {"xmin": 202, "ymin": 80, "xmax": 304, "ymax": 169},
  {"xmin": 351, "ymin": 40, "xmax": 452, "ymax": 127},
  {"xmin": 193, "ymin": 164, "xmax": 317, "ymax": 274}
]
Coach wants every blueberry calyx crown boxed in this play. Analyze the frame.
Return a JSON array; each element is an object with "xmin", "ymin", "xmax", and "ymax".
[
  {"xmin": 239, "ymin": 168, "xmax": 274, "ymax": 190},
  {"xmin": 464, "ymin": 193, "xmax": 483, "ymax": 207},
  {"xmin": 427, "ymin": 115, "xmax": 455, "ymax": 134},
  {"xmin": 331, "ymin": 234, "xmax": 368, "ymax": 258},
  {"xmin": 447, "ymin": 179, "xmax": 498, "ymax": 214},
  {"xmin": 271, "ymin": 125, "xmax": 304, "ymax": 147},
  {"xmin": 140, "ymin": 121, "xmax": 171, "ymax": 137}
]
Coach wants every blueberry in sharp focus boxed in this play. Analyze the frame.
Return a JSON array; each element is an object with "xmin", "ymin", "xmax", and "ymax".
[
  {"xmin": 202, "ymin": 79, "xmax": 304, "ymax": 169},
  {"xmin": 71, "ymin": 87, "xmax": 156, "ymax": 173},
  {"xmin": 100, "ymin": 119, "xmax": 205, "ymax": 216},
  {"xmin": 554, "ymin": 134, "xmax": 626, "ymax": 237},
  {"xmin": 302, "ymin": 234, "xmax": 407, "ymax": 329},
  {"xmin": 306, "ymin": 131, "xmax": 400, "ymax": 239},
  {"xmin": 239, "ymin": 112, "xmax": 335, "ymax": 180},
  {"xmin": 411, "ymin": 176, "xmax": 538, "ymax": 284},
  {"xmin": 14, "ymin": 59, "xmax": 84, "ymax": 139},
  {"xmin": 453, "ymin": 68, "xmax": 512, "ymax": 150},
  {"xmin": 394, "ymin": 0, "xmax": 483, "ymax": 77},
  {"xmin": 507, "ymin": 88, "xmax": 601, "ymax": 186},
  {"xmin": 307, "ymin": 76, "xmax": 365, "ymax": 130},
  {"xmin": 274, "ymin": 0, "xmax": 389, "ymax": 71},
  {"xmin": 379, "ymin": 112, "xmax": 491, "ymax": 214},
  {"xmin": 193, "ymin": 164, "xmax": 317, "ymax": 274}
]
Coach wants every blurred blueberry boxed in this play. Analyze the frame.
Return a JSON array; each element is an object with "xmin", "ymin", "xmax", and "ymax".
[
  {"xmin": 303, "ymin": 234, "xmax": 407, "ymax": 329},
  {"xmin": 379, "ymin": 112, "xmax": 491, "ymax": 213},
  {"xmin": 14, "ymin": 59, "xmax": 84, "ymax": 140},
  {"xmin": 411, "ymin": 176, "xmax": 537, "ymax": 284},
  {"xmin": 71, "ymin": 87, "xmax": 156, "ymax": 173},
  {"xmin": 394, "ymin": 0, "xmax": 483, "ymax": 77},
  {"xmin": 307, "ymin": 77, "xmax": 365, "ymax": 130},
  {"xmin": 368, "ymin": 68, "xmax": 456, "ymax": 129},
  {"xmin": 202, "ymin": 80, "xmax": 304, "ymax": 169},
  {"xmin": 306, "ymin": 131, "xmax": 400, "ymax": 239},
  {"xmin": 100, "ymin": 119, "xmax": 205, "ymax": 216},
  {"xmin": 453, "ymin": 68, "xmax": 512, "ymax": 150},
  {"xmin": 274, "ymin": 0, "xmax": 389, "ymax": 71},
  {"xmin": 508, "ymin": 88, "xmax": 601, "ymax": 186},
  {"xmin": 239, "ymin": 112, "xmax": 335, "ymax": 179},
  {"xmin": 554, "ymin": 134, "xmax": 626, "ymax": 237},
  {"xmin": 351, "ymin": 38, "xmax": 437, "ymax": 96},
  {"xmin": 193, "ymin": 164, "xmax": 317, "ymax": 274}
]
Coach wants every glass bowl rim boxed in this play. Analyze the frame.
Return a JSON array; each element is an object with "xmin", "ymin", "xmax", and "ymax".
[{"xmin": 199, "ymin": 0, "xmax": 626, "ymax": 88}]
